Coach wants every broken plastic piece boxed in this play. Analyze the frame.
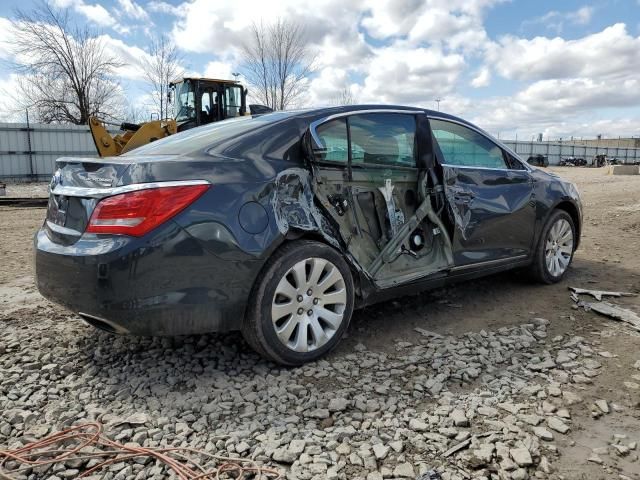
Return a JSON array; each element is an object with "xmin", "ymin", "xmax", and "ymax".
[
  {"xmin": 416, "ymin": 470, "xmax": 443, "ymax": 480},
  {"xmin": 569, "ymin": 287, "xmax": 637, "ymax": 302}
]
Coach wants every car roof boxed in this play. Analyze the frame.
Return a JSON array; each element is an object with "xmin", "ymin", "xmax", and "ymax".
[
  {"xmin": 271, "ymin": 104, "xmax": 481, "ymax": 134},
  {"xmin": 282, "ymin": 104, "xmax": 465, "ymax": 120}
]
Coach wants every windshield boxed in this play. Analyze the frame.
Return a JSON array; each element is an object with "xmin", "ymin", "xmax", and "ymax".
[
  {"xmin": 173, "ymin": 80, "xmax": 196, "ymax": 122},
  {"xmin": 124, "ymin": 111, "xmax": 296, "ymax": 156}
]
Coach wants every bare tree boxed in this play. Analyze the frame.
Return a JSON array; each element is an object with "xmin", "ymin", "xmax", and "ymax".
[
  {"xmin": 331, "ymin": 87, "xmax": 357, "ymax": 106},
  {"xmin": 142, "ymin": 36, "xmax": 184, "ymax": 120},
  {"xmin": 124, "ymin": 102, "xmax": 151, "ymax": 124},
  {"xmin": 8, "ymin": 1, "xmax": 124, "ymax": 124},
  {"xmin": 240, "ymin": 19, "xmax": 315, "ymax": 110}
]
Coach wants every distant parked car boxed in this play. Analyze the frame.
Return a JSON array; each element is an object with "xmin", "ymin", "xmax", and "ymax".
[
  {"xmin": 35, "ymin": 106, "xmax": 583, "ymax": 365},
  {"xmin": 560, "ymin": 157, "xmax": 586, "ymax": 167},
  {"xmin": 593, "ymin": 154, "xmax": 619, "ymax": 167},
  {"xmin": 527, "ymin": 154, "xmax": 549, "ymax": 167}
]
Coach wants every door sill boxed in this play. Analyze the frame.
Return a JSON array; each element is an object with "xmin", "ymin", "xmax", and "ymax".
[{"xmin": 450, "ymin": 255, "xmax": 529, "ymax": 272}]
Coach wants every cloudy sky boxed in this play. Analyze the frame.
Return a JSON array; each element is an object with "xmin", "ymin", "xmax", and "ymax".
[{"xmin": 0, "ymin": 0, "xmax": 639, "ymax": 139}]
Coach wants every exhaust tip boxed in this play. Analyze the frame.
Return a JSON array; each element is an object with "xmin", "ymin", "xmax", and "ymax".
[{"xmin": 79, "ymin": 312, "xmax": 129, "ymax": 335}]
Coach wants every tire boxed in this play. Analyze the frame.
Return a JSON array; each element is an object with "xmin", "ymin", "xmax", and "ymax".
[
  {"xmin": 242, "ymin": 240, "xmax": 355, "ymax": 365},
  {"xmin": 529, "ymin": 210, "xmax": 576, "ymax": 284}
]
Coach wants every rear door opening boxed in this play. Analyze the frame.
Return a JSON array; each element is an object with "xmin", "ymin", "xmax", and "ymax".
[{"xmin": 307, "ymin": 111, "xmax": 454, "ymax": 288}]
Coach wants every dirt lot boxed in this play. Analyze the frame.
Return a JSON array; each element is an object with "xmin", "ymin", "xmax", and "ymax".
[{"xmin": 1, "ymin": 167, "xmax": 639, "ymax": 480}]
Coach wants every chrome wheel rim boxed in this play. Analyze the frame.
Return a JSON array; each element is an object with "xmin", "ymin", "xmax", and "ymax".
[
  {"xmin": 545, "ymin": 218, "xmax": 574, "ymax": 277},
  {"xmin": 271, "ymin": 258, "xmax": 347, "ymax": 353}
]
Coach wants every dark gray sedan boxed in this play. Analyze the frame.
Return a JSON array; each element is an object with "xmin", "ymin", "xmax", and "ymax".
[{"xmin": 35, "ymin": 106, "xmax": 582, "ymax": 365}]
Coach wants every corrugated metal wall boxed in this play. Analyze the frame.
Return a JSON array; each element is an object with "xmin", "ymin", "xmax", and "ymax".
[
  {"xmin": 0, "ymin": 122, "xmax": 117, "ymax": 182},
  {"xmin": 2, "ymin": 122, "xmax": 640, "ymax": 181},
  {"xmin": 502, "ymin": 140, "xmax": 640, "ymax": 166}
]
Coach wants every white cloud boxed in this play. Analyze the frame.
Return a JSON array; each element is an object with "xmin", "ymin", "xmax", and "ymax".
[
  {"xmin": 52, "ymin": 0, "xmax": 150, "ymax": 35},
  {"xmin": 471, "ymin": 67, "xmax": 491, "ymax": 87},
  {"xmin": 75, "ymin": 3, "xmax": 115, "ymax": 27},
  {"xmin": 203, "ymin": 61, "xmax": 234, "ymax": 80},
  {"xmin": 0, "ymin": 73, "xmax": 27, "ymax": 121},
  {"xmin": 307, "ymin": 67, "xmax": 351, "ymax": 106},
  {"xmin": 356, "ymin": 43, "xmax": 465, "ymax": 105},
  {"xmin": 571, "ymin": 6, "xmax": 594, "ymax": 25},
  {"xmin": 488, "ymin": 24, "xmax": 640, "ymax": 82},
  {"xmin": 463, "ymin": 77, "xmax": 640, "ymax": 138},
  {"xmin": 116, "ymin": 0, "xmax": 150, "ymax": 21},
  {"xmin": 99, "ymin": 34, "xmax": 152, "ymax": 80},
  {"xmin": 147, "ymin": 1, "xmax": 184, "ymax": 15},
  {"xmin": 522, "ymin": 5, "xmax": 595, "ymax": 34},
  {"xmin": 363, "ymin": 0, "xmax": 502, "ymax": 52},
  {"xmin": 0, "ymin": 17, "xmax": 15, "ymax": 60}
]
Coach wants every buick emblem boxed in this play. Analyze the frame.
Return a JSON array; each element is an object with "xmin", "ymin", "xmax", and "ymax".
[{"xmin": 49, "ymin": 170, "xmax": 62, "ymax": 192}]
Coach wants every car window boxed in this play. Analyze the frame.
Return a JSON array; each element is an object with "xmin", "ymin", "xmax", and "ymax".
[
  {"xmin": 430, "ymin": 119, "xmax": 508, "ymax": 169},
  {"xmin": 349, "ymin": 113, "xmax": 416, "ymax": 168},
  {"xmin": 315, "ymin": 118, "xmax": 348, "ymax": 163}
]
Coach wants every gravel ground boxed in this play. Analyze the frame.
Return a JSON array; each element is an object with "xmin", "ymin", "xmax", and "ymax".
[{"xmin": 1, "ymin": 167, "xmax": 640, "ymax": 480}]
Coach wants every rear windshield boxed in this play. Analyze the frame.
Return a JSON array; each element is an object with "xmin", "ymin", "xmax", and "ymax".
[{"xmin": 123, "ymin": 112, "xmax": 294, "ymax": 156}]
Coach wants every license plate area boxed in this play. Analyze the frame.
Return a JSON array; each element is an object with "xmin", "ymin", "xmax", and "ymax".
[{"xmin": 47, "ymin": 194, "xmax": 69, "ymax": 227}]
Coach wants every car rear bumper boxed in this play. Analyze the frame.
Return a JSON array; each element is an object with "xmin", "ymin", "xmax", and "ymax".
[{"xmin": 34, "ymin": 221, "xmax": 264, "ymax": 335}]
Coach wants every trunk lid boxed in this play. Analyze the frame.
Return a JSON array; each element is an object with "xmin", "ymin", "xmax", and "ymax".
[{"xmin": 45, "ymin": 157, "xmax": 133, "ymax": 245}]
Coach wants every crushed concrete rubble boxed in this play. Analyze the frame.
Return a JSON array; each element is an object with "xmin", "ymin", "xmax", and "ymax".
[{"xmin": 3, "ymin": 313, "xmax": 636, "ymax": 480}]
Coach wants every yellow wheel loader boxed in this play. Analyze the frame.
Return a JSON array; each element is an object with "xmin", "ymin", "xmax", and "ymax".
[{"xmin": 90, "ymin": 77, "xmax": 271, "ymax": 157}]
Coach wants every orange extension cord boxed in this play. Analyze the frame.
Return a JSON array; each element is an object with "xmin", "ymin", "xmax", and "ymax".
[{"xmin": 0, "ymin": 423, "xmax": 282, "ymax": 479}]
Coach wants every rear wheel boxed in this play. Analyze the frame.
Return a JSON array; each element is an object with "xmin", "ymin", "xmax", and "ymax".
[
  {"xmin": 529, "ymin": 210, "xmax": 575, "ymax": 284},
  {"xmin": 242, "ymin": 240, "xmax": 354, "ymax": 365}
]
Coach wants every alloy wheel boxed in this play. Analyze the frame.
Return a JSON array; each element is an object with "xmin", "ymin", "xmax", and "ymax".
[
  {"xmin": 544, "ymin": 218, "xmax": 574, "ymax": 277},
  {"xmin": 271, "ymin": 258, "xmax": 347, "ymax": 352}
]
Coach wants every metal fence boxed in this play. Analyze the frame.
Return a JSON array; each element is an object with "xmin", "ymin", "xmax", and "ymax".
[
  {"xmin": 0, "ymin": 122, "xmax": 118, "ymax": 182},
  {"xmin": 502, "ymin": 140, "xmax": 640, "ymax": 166},
  {"xmin": 2, "ymin": 122, "xmax": 640, "ymax": 182}
]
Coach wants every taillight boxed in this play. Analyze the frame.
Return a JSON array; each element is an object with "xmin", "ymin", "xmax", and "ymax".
[{"xmin": 86, "ymin": 184, "xmax": 210, "ymax": 236}]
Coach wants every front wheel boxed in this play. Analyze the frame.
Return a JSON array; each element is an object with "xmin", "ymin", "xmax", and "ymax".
[
  {"xmin": 529, "ymin": 210, "xmax": 576, "ymax": 284},
  {"xmin": 242, "ymin": 240, "xmax": 354, "ymax": 365}
]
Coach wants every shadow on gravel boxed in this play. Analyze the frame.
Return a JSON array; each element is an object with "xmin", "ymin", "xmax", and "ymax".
[
  {"xmin": 71, "ymin": 256, "xmax": 639, "ymax": 382},
  {"xmin": 341, "ymin": 257, "xmax": 639, "ymax": 354}
]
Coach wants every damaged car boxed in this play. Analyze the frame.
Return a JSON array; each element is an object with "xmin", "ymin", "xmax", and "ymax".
[{"xmin": 35, "ymin": 106, "xmax": 582, "ymax": 365}]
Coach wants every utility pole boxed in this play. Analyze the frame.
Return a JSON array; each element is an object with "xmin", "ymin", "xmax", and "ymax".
[{"xmin": 434, "ymin": 98, "xmax": 442, "ymax": 111}]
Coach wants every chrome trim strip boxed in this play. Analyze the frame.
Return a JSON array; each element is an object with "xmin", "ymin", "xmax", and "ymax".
[
  {"xmin": 450, "ymin": 255, "xmax": 529, "ymax": 272},
  {"xmin": 309, "ymin": 109, "xmax": 424, "ymax": 147},
  {"xmin": 51, "ymin": 179, "xmax": 211, "ymax": 199},
  {"xmin": 427, "ymin": 115, "xmax": 532, "ymax": 173},
  {"xmin": 46, "ymin": 220, "xmax": 82, "ymax": 237},
  {"xmin": 440, "ymin": 164, "xmax": 527, "ymax": 173}
]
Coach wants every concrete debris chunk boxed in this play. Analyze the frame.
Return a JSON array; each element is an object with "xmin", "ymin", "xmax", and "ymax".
[
  {"xmin": 409, "ymin": 418, "xmax": 429, "ymax": 432},
  {"xmin": 579, "ymin": 300, "xmax": 640, "ymax": 332},
  {"xmin": 532, "ymin": 427, "xmax": 554, "ymax": 441},
  {"xmin": 594, "ymin": 400, "xmax": 609, "ymax": 414},
  {"xmin": 442, "ymin": 439, "xmax": 471, "ymax": 458},
  {"xmin": 449, "ymin": 409, "xmax": 469, "ymax": 427},
  {"xmin": 510, "ymin": 447, "xmax": 533, "ymax": 466},
  {"xmin": 587, "ymin": 454, "xmax": 603, "ymax": 464},
  {"xmin": 547, "ymin": 417, "xmax": 570, "ymax": 434},
  {"xmin": 393, "ymin": 462, "xmax": 415, "ymax": 478}
]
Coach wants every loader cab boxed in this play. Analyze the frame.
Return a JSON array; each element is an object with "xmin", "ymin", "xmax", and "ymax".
[{"xmin": 170, "ymin": 78, "xmax": 247, "ymax": 132}]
